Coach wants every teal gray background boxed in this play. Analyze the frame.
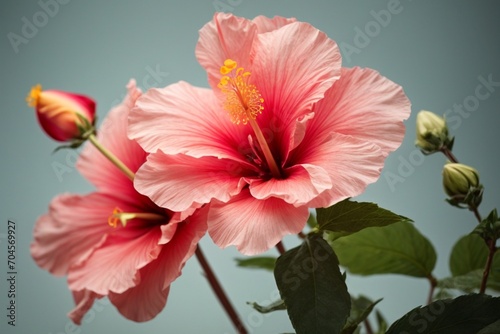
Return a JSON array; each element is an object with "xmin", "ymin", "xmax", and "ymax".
[{"xmin": 1, "ymin": 0, "xmax": 500, "ymax": 333}]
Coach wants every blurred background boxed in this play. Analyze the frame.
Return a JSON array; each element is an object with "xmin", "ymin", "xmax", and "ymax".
[{"xmin": 1, "ymin": 0, "xmax": 500, "ymax": 333}]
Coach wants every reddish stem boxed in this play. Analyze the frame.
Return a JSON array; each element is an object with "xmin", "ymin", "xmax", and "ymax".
[
  {"xmin": 480, "ymin": 239, "xmax": 497, "ymax": 294},
  {"xmin": 440, "ymin": 146, "xmax": 459, "ymax": 163},
  {"xmin": 276, "ymin": 241, "xmax": 286, "ymax": 255},
  {"xmin": 195, "ymin": 247, "xmax": 248, "ymax": 334},
  {"xmin": 471, "ymin": 206, "xmax": 482, "ymax": 224},
  {"xmin": 427, "ymin": 276, "xmax": 438, "ymax": 304},
  {"xmin": 364, "ymin": 318, "xmax": 374, "ymax": 334}
]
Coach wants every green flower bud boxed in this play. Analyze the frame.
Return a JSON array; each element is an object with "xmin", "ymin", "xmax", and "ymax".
[
  {"xmin": 415, "ymin": 110, "xmax": 451, "ymax": 153},
  {"xmin": 442, "ymin": 163, "xmax": 480, "ymax": 198}
]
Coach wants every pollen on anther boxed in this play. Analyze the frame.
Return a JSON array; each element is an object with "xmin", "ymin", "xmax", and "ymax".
[
  {"xmin": 218, "ymin": 59, "xmax": 264, "ymax": 125},
  {"xmin": 26, "ymin": 84, "xmax": 42, "ymax": 107},
  {"xmin": 107, "ymin": 207, "xmax": 122, "ymax": 228}
]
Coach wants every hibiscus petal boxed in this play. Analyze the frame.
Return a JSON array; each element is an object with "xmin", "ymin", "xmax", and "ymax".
[
  {"xmin": 68, "ymin": 289, "xmax": 103, "ymax": 325},
  {"xmin": 129, "ymin": 81, "xmax": 252, "ymax": 164},
  {"xmin": 308, "ymin": 67, "xmax": 411, "ymax": 156},
  {"xmin": 134, "ymin": 152, "xmax": 248, "ymax": 212},
  {"xmin": 296, "ymin": 132, "xmax": 385, "ymax": 208},
  {"xmin": 252, "ymin": 15, "xmax": 297, "ymax": 34},
  {"xmin": 78, "ymin": 79, "xmax": 147, "ymax": 201},
  {"xmin": 249, "ymin": 164, "xmax": 331, "ymax": 205},
  {"xmin": 108, "ymin": 207, "xmax": 207, "ymax": 322},
  {"xmin": 250, "ymin": 21, "xmax": 341, "ymax": 163},
  {"xmin": 110, "ymin": 286, "xmax": 170, "ymax": 323},
  {"xmin": 30, "ymin": 193, "xmax": 119, "ymax": 276},
  {"xmin": 68, "ymin": 223, "xmax": 164, "ymax": 295},
  {"xmin": 196, "ymin": 13, "xmax": 257, "ymax": 90},
  {"xmin": 208, "ymin": 189, "xmax": 309, "ymax": 255}
]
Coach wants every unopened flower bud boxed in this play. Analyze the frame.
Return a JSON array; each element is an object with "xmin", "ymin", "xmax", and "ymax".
[
  {"xmin": 26, "ymin": 84, "xmax": 96, "ymax": 142},
  {"xmin": 415, "ymin": 110, "xmax": 451, "ymax": 153},
  {"xmin": 442, "ymin": 163, "xmax": 480, "ymax": 198}
]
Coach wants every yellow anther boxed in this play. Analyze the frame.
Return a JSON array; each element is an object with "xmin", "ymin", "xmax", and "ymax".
[
  {"xmin": 220, "ymin": 66, "xmax": 232, "ymax": 75},
  {"xmin": 220, "ymin": 59, "xmax": 238, "ymax": 75},
  {"xmin": 218, "ymin": 76, "xmax": 230, "ymax": 87},
  {"xmin": 26, "ymin": 84, "xmax": 42, "ymax": 107},
  {"xmin": 108, "ymin": 207, "xmax": 123, "ymax": 228},
  {"xmin": 224, "ymin": 59, "xmax": 237, "ymax": 69}
]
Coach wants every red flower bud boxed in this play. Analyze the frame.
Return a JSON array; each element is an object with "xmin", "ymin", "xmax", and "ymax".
[{"xmin": 26, "ymin": 84, "xmax": 96, "ymax": 142}]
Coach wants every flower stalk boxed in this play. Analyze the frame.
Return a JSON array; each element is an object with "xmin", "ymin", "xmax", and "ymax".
[
  {"xmin": 276, "ymin": 241, "xmax": 286, "ymax": 255},
  {"xmin": 195, "ymin": 247, "xmax": 248, "ymax": 334},
  {"xmin": 87, "ymin": 134, "xmax": 135, "ymax": 181}
]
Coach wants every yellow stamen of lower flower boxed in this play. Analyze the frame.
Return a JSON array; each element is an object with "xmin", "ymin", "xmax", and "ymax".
[
  {"xmin": 26, "ymin": 84, "xmax": 42, "ymax": 107},
  {"xmin": 107, "ymin": 207, "xmax": 165, "ymax": 228},
  {"xmin": 218, "ymin": 59, "xmax": 282, "ymax": 178}
]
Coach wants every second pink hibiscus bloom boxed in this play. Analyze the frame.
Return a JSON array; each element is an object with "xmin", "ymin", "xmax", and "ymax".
[{"xmin": 129, "ymin": 13, "xmax": 411, "ymax": 255}]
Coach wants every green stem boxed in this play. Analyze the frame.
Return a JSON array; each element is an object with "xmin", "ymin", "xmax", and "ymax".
[{"xmin": 88, "ymin": 134, "xmax": 134, "ymax": 181}]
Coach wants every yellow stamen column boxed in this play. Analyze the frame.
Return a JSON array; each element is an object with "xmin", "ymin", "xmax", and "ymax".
[
  {"xmin": 218, "ymin": 59, "xmax": 282, "ymax": 179},
  {"xmin": 108, "ymin": 207, "xmax": 165, "ymax": 227}
]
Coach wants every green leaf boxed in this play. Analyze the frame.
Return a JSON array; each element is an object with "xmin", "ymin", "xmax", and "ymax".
[
  {"xmin": 437, "ymin": 269, "xmax": 483, "ymax": 293},
  {"xmin": 450, "ymin": 234, "xmax": 488, "ymax": 276},
  {"xmin": 235, "ymin": 256, "xmax": 276, "ymax": 271},
  {"xmin": 330, "ymin": 222, "xmax": 436, "ymax": 277},
  {"xmin": 274, "ymin": 235, "xmax": 350, "ymax": 334},
  {"xmin": 386, "ymin": 294, "xmax": 500, "ymax": 334},
  {"xmin": 306, "ymin": 212, "xmax": 318, "ymax": 228},
  {"xmin": 477, "ymin": 320, "xmax": 500, "ymax": 334},
  {"xmin": 342, "ymin": 296, "xmax": 382, "ymax": 334},
  {"xmin": 472, "ymin": 208, "xmax": 500, "ymax": 241},
  {"xmin": 247, "ymin": 299, "xmax": 286, "ymax": 313},
  {"xmin": 449, "ymin": 234, "xmax": 500, "ymax": 291},
  {"xmin": 317, "ymin": 198, "xmax": 411, "ymax": 235}
]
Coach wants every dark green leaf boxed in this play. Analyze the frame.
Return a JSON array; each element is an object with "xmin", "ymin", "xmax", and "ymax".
[
  {"xmin": 449, "ymin": 234, "xmax": 500, "ymax": 291},
  {"xmin": 386, "ymin": 294, "xmax": 500, "ymax": 334},
  {"xmin": 472, "ymin": 208, "xmax": 500, "ymax": 240},
  {"xmin": 433, "ymin": 289, "xmax": 453, "ymax": 300},
  {"xmin": 342, "ymin": 296, "xmax": 382, "ymax": 334},
  {"xmin": 274, "ymin": 235, "xmax": 350, "ymax": 334},
  {"xmin": 477, "ymin": 320, "xmax": 500, "ymax": 334},
  {"xmin": 450, "ymin": 234, "xmax": 488, "ymax": 276},
  {"xmin": 247, "ymin": 299, "xmax": 286, "ymax": 313},
  {"xmin": 306, "ymin": 212, "xmax": 318, "ymax": 228},
  {"xmin": 317, "ymin": 199, "xmax": 411, "ymax": 235},
  {"xmin": 330, "ymin": 222, "xmax": 436, "ymax": 277},
  {"xmin": 437, "ymin": 269, "xmax": 483, "ymax": 293},
  {"xmin": 235, "ymin": 256, "xmax": 276, "ymax": 271}
]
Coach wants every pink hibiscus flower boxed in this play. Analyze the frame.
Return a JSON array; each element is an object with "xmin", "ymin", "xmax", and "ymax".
[
  {"xmin": 31, "ymin": 80, "xmax": 208, "ymax": 323},
  {"xmin": 128, "ymin": 13, "xmax": 411, "ymax": 255}
]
